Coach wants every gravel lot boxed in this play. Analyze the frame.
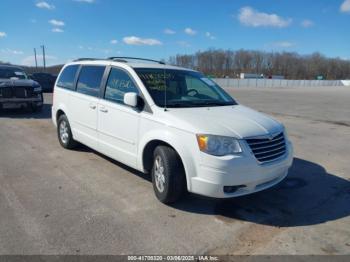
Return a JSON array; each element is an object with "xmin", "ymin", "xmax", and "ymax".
[{"xmin": 0, "ymin": 87, "xmax": 349, "ymax": 255}]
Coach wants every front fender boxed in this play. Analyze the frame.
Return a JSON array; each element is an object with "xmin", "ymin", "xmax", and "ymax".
[{"xmin": 137, "ymin": 127, "xmax": 199, "ymax": 191}]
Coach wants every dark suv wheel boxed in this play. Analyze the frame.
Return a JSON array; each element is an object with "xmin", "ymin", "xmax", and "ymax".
[
  {"xmin": 151, "ymin": 145, "xmax": 186, "ymax": 204},
  {"xmin": 57, "ymin": 114, "xmax": 78, "ymax": 149}
]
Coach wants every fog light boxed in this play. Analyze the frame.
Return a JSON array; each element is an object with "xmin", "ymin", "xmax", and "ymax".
[{"xmin": 224, "ymin": 185, "xmax": 246, "ymax": 193}]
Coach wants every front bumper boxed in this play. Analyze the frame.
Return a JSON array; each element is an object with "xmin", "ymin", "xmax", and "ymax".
[
  {"xmin": 190, "ymin": 140, "xmax": 293, "ymax": 198},
  {"xmin": 0, "ymin": 95, "xmax": 43, "ymax": 103}
]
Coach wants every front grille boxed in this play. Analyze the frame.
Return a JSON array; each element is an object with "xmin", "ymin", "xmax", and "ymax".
[
  {"xmin": 0, "ymin": 87, "xmax": 12, "ymax": 98},
  {"xmin": 0, "ymin": 87, "xmax": 34, "ymax": 98},
  {"xmin": 246, "ymin": 132, "xmax": 286, "ymax": 164},
  {"xmin": 14, "ymin": 87, "xmax": 26, "ymax": 98}
]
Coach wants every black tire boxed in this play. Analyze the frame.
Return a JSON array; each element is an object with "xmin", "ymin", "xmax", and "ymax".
[
  {"xmin": 151, "ymin": 145, "xmax": 187, "ymax": 204},
  {"xmin": 57, "ymin": 114, "xmax": 78, "ymax": 149}
]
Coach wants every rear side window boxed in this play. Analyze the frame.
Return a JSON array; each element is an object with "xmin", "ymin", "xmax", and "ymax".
[
  {"xmin": 57, "ymin": 65, "xmax": 79, "ymax": 90},
  {"xmin": 104, "ymin": 68, "xmax": 139, "ymax": 104},
  {"xmin": 76, "ymin": 66, "xmax": 105, "ymax": 97}
]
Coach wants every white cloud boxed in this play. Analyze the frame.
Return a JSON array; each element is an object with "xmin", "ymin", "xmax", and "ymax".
[
  {"xmin": 22, "ymin": 55, "xmax": 57, "ymax": 66},
  {"xmin": 238, "ymin": 6, "xmax": 292, "ymax": 28},
  {"xmin": 340, "ymin": 0, "xmax": 350, "ymax": 12},
  {"xmin": 110, "ymin": 39, "xmax": 118, "ymax": 44},
  {"xmin": 1, "ymin": 48, "xmax": 24, "ymax": 55},
  {"xmin": 30, "ymin": 19, "xmax": 37, "ymax": 23},
  {"xmin": 52, "ymin": 28, "xmax": 64, "ymax": 33},
  {"xmin": 73, "ymin": 0, "xmax": 95, "ymax": 2},
  {"xmin": 101, "ymin": 49, "xmax": 112, "ymax": 54},
  {"xmin": 273, "ymin": 41, "xmax": 295, "ymax": 48},
  {"xmin": 301, "ymin": 19, "xmax": 314, "ymax": 28},
  {"xmin": 164, "ymin": 28, "xmax": 176, "ymax": 35},
  {"xmin": 123, "ymin": 36, "xmax": 162, "ymax": 46},
  {"xmin": 0, "ymin": 32, "xmax": 7, "ymax": 38},
  {"xmin": 177, "ymin": 41, "xmax": 190, "ymax": 47},
  {"xmin": 184, "ymin": 28, "xmax": 197, "ymax": 35},
  {"xmin": 36, "ymin": 1, "xmax": 55, "ymax": 10},
  {"xmin": 78, "ymin": 45, "xmax": 120, "ymax": 55},
  {"xmin": 205, "ymin": 32, "xmax": 216, "ymax": 40},
  {"xmin": 49, "ymin": 19, "xmax": 65, "ymax": 27}
]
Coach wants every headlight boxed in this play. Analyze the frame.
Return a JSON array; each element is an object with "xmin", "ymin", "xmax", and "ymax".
[
  {"xmin": 196, "ymin": 134, "xmax": 242, "ymax": 156},
  {"xmin": 34, "ymin": 86, "xmax": 42, "ymax": 92}
]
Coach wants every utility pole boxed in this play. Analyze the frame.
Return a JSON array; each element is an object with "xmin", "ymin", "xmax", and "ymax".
[
  {"xmin": 41, "ymin": 45, "xmax": 46, "ymax": 72},
  {"xmin": 34, "ymin": 48, "xmax": 38, "ymax": 71}
]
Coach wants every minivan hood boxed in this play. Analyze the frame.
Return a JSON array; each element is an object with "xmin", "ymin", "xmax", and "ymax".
[{"xmin": 163, "ymin": 105, "xmax": 283, "ymax": 139}]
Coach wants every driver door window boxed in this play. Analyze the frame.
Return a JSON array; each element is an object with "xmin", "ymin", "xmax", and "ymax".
[{"xmin": 104, "ymin": 68, "xmax": 139, "ymax": 104}]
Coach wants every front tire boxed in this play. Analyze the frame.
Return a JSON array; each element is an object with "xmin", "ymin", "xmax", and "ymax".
[
  {"xmin": 151, "ymin": 146, "xmax": 186, "ymax": 204},
  {"xmin": 57, "ymin": 114, "xmax": 77, "ymax": 149}
]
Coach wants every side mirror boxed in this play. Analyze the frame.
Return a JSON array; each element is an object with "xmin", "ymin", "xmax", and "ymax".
[{"xmin": 124, "ymin": 92, "xmax": 138, "ymax": 107}]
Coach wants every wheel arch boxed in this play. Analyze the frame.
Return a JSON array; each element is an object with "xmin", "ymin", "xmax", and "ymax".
[
  {"xmin": 138, "ymin": 131, "xmax": 197, "ymax": 191},
  {"xmin": 142, "ymin": 140, "xmax": 181, "ymax": 173},
  {"xmin": 56, "ymin": 109, "xmax": 66, "ymax": 122}
]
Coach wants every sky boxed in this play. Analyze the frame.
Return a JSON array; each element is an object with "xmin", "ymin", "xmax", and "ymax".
[{"xmin": 0, "ymin": 0, "xmax": 349, "ymax": 66}]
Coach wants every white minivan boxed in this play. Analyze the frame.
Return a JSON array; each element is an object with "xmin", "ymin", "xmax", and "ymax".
[{"xmin": 52, "ymin": 57, "xmax": 293, "ymax": 203}]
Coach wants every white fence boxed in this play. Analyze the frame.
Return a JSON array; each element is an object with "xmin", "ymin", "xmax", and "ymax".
[{"xmin": 213, "ymin": 78, "xmax": 347, "ymax": 88}]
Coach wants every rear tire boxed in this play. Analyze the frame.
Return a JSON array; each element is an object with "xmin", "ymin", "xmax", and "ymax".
[
  {"xmin": 57, "ymin": 114, "xmax": 78, "ymax": 149},
  {"xmin": 151, "ymin": 146, "xmax": 186, "ymax": 204}
]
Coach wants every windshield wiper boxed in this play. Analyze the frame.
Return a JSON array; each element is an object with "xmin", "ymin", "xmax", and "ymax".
[
  {"xmin": 159, "ymin": 101, "xmax": 235, "ymax": 108},
  {"xmin": 191, "ymin": 101, "xmax": 234, "ymax": 107},
  {"xmin": 159, "ymin": 103, "xmax": 194, "ymax": 108}
]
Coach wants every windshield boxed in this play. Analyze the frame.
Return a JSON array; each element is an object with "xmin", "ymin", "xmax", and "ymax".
[
  {"xmin": 135, "ymin": 68, "xmax": 237, "ymax": 108},
  {"xmin": 0, "ymin": 68, "xmax": 28, "ymax": 80}
]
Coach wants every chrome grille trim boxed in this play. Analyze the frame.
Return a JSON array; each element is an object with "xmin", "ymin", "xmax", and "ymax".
[
  {"xmin": 254, "ymin": 145, "xmax": 286, "ymax": 156},
  {"xmin": 246, "ymin": 134, "xmax": 284, "ymax": 145},
  {"xmin": 246, "ymin": 132, "xmax": 286, "ymax": 164},
  {"xmin": 249, "ymin": 140, "xmax": 285, "ymax": 151}
]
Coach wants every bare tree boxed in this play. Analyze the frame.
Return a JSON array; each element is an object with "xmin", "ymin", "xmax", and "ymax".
[{"xmin": 170, "ymin": 49, "xmax": 350, "ymax": 80}]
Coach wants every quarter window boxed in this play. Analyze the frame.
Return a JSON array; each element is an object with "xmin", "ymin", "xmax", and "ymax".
[
  {"xmin": 56, "ymin": 65, "xmax": 79, "ymax": 90},
  {"xmin": 104, "ymin": 68, "xmax": 139, "ymax": 104},
  {"xmin": 76, "ymin": 66, "xmax": 105, "ymax": 97}
]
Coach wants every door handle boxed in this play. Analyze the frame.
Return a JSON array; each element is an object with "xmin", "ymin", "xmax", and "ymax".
[
  {"xmin": 89, "ymin": 103, "xmax": 96, "ymax": 110},
  {"xmin": 99, "ymin": 106, "xmax": 108, "ymax": 113}
]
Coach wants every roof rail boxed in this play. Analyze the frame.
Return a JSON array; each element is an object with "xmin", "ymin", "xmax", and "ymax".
[
  {"xmin": 73, "ymin": 58, "xmax": 101, "ymax": 62},
  {"xmin": 107, "ymin": 57, "xmax": 165, "ymax": 65}
]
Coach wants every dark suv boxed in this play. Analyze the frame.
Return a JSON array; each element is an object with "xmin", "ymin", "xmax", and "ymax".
[
  {"xmin": 0, "ymin": 65, "xmax": 43, "ymax": 111},
  {"xmin": 30, "ymin": 72, "xmax": 57, "ymax": 92}
]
